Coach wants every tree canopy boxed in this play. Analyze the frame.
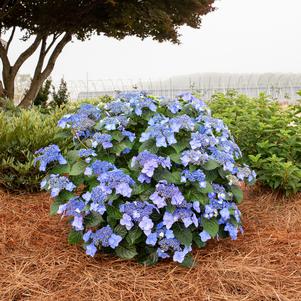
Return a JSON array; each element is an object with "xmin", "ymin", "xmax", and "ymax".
[{"xmin": 0, "ymin": 0, "xmax": 215, "ymax": 106}]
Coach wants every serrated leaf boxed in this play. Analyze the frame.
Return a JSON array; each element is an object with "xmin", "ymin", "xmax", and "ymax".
[
  {"xmin": 114, "ymin": 224, "xmax": 128, "ymax": 238},
  {"xmin": 115, "ymin": 244, "xmax": 138, "ymax": 259},
  {"xmin": 138, "ymin": 250, "xmax": 159, "ymax": 266},
  {"xmin": 193, "ymin": 232, "xmax": 206, "ymax": 248},
  {"xmin": 202, "ymin": 218, "xmax": 219, "ymax": 237},
  {"xmin": 84, "ymin": 212, "xmax": 104, "ymax": 227},
  {"xmin": 126, "ymin": 227, "xmax": 143, "ymax": 245},
  {"xmin": 173, "ymin": 223, "xmax": 193, "ymax": 246},
  {"xmin": 139, "ymin": 140, "xmax": 158, "ymax": 154},
  {"xmin": 169, "ymin": 153, "xmax": 181, "ymax": 164},
  {"xmin": 131, "ymin": 184, "xmax": 148, "ymax": 195},
  {"xmin": 68, "ymin": 229, "xmax": 82, "ymax": 245},
  {"xmin": 111, "ymin": 131, "xmax": 124, "ymax": 142},
  {"xmin": 66, "ymin": 150, "xmax": 79, "ymax": 163},
  {"xmin": 56, "ymin": 190, "xmax": 75, "ymax": 202},
  {"xmin": 172, "ymin": 138, "xmax": 190, "ymax": 153},
  {"xmin": 231, "ymin": 185, "xmax": 244, "ymax": 203},
  {"xmin": 184, "ymin": 188, "xmax": 208, "ymax": 205},
  {"xmin": 203, "ymin": 160, "xmax": 220, "ymax": 171},
  {"xmin": 153, "ymin": 169, "xmax": 181, "ymax": 184},
  {"xmin": 50, "ymin": 164, "xmax": 70, "ymax": 175},
  {"xmin": 69, "ymin": 161, "xmax": 86, "ymax": 176},
  {"xmin": 106, "ymin": 206, "xmax": 122, "ymax": 220},
  {"xmin": 111, "ymin": 141, "xmax": 132, "ymax": 155},
  {"xmin": 50, "ymin": 201, "xmax": 61, "ymax": 215}
]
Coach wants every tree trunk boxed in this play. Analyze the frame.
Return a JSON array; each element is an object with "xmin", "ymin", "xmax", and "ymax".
[
  {"xmin": 18, "ymin": 33, "xmax": 72, "ymax": 108},
  {"xmin": 2, "ymin": 71, "xmax": 14, "ymax": 100},
  {"xmin": 19, "ymin": 77, "xmax": 43, "ymax": 108},
  {"xmin": 0, "ymin": 33, "xmax": 42, "ymax": 103}
]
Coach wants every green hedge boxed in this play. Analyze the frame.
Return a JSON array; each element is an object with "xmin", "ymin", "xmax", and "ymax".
[
  {"xmin": 0, "ymin": 96, "xmax": 113, "ymax": 192},
  {"xmin": 0, "ymin": 108, "xmax": 69, "ymax": 191},
  {"xmin": 208, "ymin": 91, "xmax": 301, "ymax": 195}
]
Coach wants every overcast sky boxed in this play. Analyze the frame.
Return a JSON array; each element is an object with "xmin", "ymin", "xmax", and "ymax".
[{"xmin": 6, "ymin": 0, "xmax": 301, "ymax": 82}]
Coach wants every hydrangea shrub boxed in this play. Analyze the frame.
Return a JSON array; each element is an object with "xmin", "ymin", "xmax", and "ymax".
[{"xmin": 35, "ymin": 92, "xmax": 255, "ymax": 267}]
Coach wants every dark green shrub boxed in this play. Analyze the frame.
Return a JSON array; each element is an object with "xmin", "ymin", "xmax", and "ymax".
[
  {"xmin": 33, "ymin": 78, "xmax": 52, "ymax": 107},
  {"xmin": 50, "ymin": 78, "xmax": 70, "ymax": 108},
  {"xmin": 0, "ymin": 96, "xmax": 112, "ymax": 192},
  {"xmin": 0, "ymin": 108, "xmax": 71, "ymax": 191},
  {"xmin": 208, "ymin": 91, "xmax": 301, "ymax": 195}
]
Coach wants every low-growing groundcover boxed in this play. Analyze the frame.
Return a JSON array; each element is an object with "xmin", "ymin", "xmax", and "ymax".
[{"xmin": 35, "ymin": 92, "xmax": 255, "ymax": 266}]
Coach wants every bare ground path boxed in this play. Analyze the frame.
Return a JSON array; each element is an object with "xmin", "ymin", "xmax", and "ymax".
[{"xmin": 0, "ymin": 188, "xmax": 300, "ymax": 301}]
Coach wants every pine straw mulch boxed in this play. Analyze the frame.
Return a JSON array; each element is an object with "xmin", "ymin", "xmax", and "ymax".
[{"xmin": 0, "ymin": 187, "xmax": 301, "ymax": 301}]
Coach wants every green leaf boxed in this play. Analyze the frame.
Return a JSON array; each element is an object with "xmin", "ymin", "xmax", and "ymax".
[
  {"xmin": 106, "ymin": 206, "xmax": 122, "ymax": 220},
  {"xmin": 198, "ymin": 182, "xmax": 213, "ymax": 194},
  {"xmin": 111, "ymin": 141, "xmax": 132, "ymax": 155},
  {"xmin": 202, "ymin": 218, "xmax": 219, "ymax": 237},
  {"xmin": 66, "ymin": 150, "xmax": 79, "ymax": 164},
  {"xmin": 126, "ymin": 227, "xmax": 143, "ymax": 245},
  {"xmin": 184, "ymin": 188, "xmax": 208, "ymax": 205},
  {"xmin": 169, "ymin": 153, "xmax": 181, "ymax": 164},
  {"xmin": 111, "ymin": 131, "xmax": 124, "ymax": 142},
  {"xmin": 72, "ymin": 175, "xmax": 86, "ymax": 186},
  {"xmin": 84, "ymin": 212, "xmax": 104, "ymax": 227},
  {"xmin": 180, "ymin": 253, "xmax": 195, "ymax": 268},
  {"xmin": 203, "ymin": 160, "xmax": 220, "ymax": 171},
  {"xmin": 50, "ymin": 164, "xmax": 70, "ymax": 174},
  {"xmin": 173, "ymin": 223, "xmax": 193, "ymax": 246},
  {"xmin": 56, "ymin": 190, "xmax": 75, "ymax": 202},
  {"xmin": 50, "ymin": 201, "xmax": 61, "ymax": 216},
  {"xmin": 193, "ymin": 232, "xmax": 206, "ymax": 248},
  {"xmin": 115, "ymin": 244, "xmax": 138, "ymax": 259},
  {"xmin": 99, "ymin": 153, "xmax": 115, "ymax": 163},
  {"xmin": 153, "ymin": 169, "xmax": 182, "ymax": 184},
  {"xmin": 138, "ymin": 250, "xmax": 159, "ymax": 266},
  {"xmin": 114, "ymin": 224, "xmax": 128, "ymax": 238},
  {"xmin": 172, "ymin": 138, "xmax": 190, "ymax": 153},
  {"xmin": 166, "ymin": 203, "xmax": 176, "ymax": 213},
  {"xmin": 68, "ymin": 229, "xmax": 82, "ymax": 245},
  {"xmin": 54, "ymin": 131, "xmax": 70, "ymax": 141},
  {"xmin": 231, "ymin": 185, "xmax": 244, "ymax": 203},
  {"xmin": 107, "ymin": 216, "xmax": 118, "ymax": 228},
  {"xmin": 139, "ymin": 139, "xmax": 158, "ymax": 154},
  {"xmin": 69, "ymin": 161, "xmax": 86, "ymax": 176},
  {"xmin": 131, "ymin": 184, "xmax": 149, "ymax": 195}
]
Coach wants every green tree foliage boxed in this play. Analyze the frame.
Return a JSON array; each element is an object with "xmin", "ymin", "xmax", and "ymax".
[
  {"xmin": 50, "ymin": 78, "xmax": 70, "ymax": 108},
  {"xmin": 0, "ymin": 1, "xmax": 215, "ymax": 107}
]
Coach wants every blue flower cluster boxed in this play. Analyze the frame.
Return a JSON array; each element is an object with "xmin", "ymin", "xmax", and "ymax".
[
  {"xmin": 41, "ymin": 174, "xmax": 76, "ymax": 197},
  {"xmin": 150, "ymin": 181, "xmax": 185, "ymax": 208},
  {"xmin": 83, "ymin": 226, "xmax": 122, "ymax": 256},
  {"xmin": 120, "ymin": 201, "xmax": 156, "ymax": 235},
  {"xmin": 35, "ymin": 144, "xmax": 67, "ymax": 171},
  {"xmin": 38, "ymin": 92, "xmax": 255, "ymax": 266},
  {"xmin": 131, "ymin": 151, "xmax": 171, "ymax": 183}
]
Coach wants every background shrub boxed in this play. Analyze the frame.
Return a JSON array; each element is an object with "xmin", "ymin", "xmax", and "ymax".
[
  {"xmin": 0, "ymin": 107, "xmax": 71, "ymax": 191},
  {"xmin": 208, "ymin": 91, "xmax": 301, "ymax": 195},
  {"xmin": 0, "ymin": 96, "xmax": 112, "ymax": 192},
  {"xmin": 50, "ymin": 78, "xmax": 70, "ymax": 108}
]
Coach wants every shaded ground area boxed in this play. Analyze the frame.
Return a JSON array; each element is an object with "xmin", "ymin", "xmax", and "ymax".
[{"xmin": 0, "ymin": 188, "xmax": 300, "ymax": 301}]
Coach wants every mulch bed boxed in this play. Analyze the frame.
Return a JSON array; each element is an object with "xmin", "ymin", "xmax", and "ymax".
[{"xmin": 0, "ymin": 187, "xmax": 300, "ymax": 301}]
